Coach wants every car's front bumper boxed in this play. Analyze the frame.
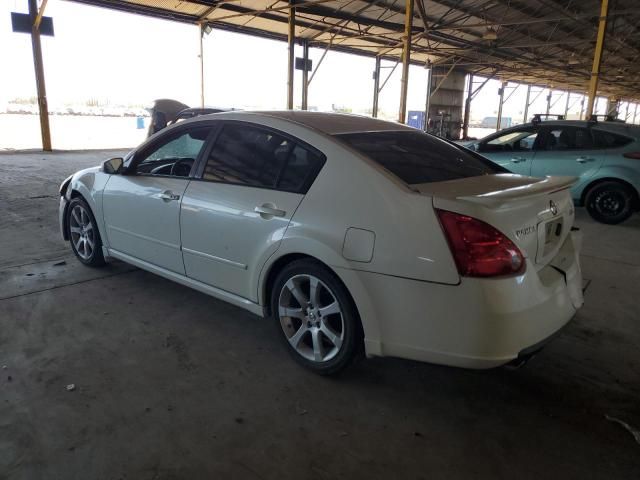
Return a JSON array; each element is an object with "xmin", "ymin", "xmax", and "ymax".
[{"xmin": 353, "ymin": 230, "xmax": 583, "ymax": 369}]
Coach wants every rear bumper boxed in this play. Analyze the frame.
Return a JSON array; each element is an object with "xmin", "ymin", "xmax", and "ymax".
[{"xmin": 357, "ymin": 231, "xmax": 583, "ymax": 369}]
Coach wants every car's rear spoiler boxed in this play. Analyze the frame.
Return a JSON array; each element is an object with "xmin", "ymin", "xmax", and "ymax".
[{"xmin": 413, "ymin": 174, "xmax": 577, "ymax": 208}]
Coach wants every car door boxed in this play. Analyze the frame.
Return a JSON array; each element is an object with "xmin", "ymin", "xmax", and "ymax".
[
  {"xmin": 530, "ymin": 126, "xmax": 605, "ymax": 185},
  {"xmin": 180, "ymin": 122, "xmax": 325, "ymax": 301},
  {"xmin": 476, "ymin": 127, "xmax": 540, "ymax": 175},
  {"xmin": 102, "ymin": 125, "xmax": 212, "ymax": 274}
]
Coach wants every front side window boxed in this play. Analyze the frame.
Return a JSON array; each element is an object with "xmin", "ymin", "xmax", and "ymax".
[
  {"xmin": 335, "ymin": 130, "xmax": 505, "ymax": 185},
  {"xmin": 480, "ymin": 129, "xmax": 538, "ymax": 153},
  {"xmin": 136, "ymin": 127, "xmax": 210, "ymax": 177},
  {"xmin": 542, "ymin": 127, "xmax": 594, "ymax": 150},
  {"xmin": 202, "ymin": 124, "xmax": 324, "ymax": 192}
]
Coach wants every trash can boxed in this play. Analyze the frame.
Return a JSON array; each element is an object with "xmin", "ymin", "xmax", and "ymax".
[{"xmin": 136, "ymin": 116, "xmax": 145, "ymax": 129}]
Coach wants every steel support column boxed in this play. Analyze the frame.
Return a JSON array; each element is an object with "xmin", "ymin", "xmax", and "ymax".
[
  {"xmin": 633, "ymin": 104, "xmax": 638, "ymax": 124},
  {"xmin": 29, "ymin": 0, "xmax": 51, "ymax": 151},
  {"xmin": 523, "ymin": 84, "xmax": 531, "ymax": 123},
  {"xmin": 286, "ymin": 1, "xmax": 295, "ymax": 110},
  {"xmin": 496, "ymin": 81, "xmax": 506, "ymax": 131},
  {"xmin": 199, "ymin": 25, "xmax": 205, "ymax": 108},
  {"xmin": 398, "ymin": 0, "xmax": 414, "ymax": 124},
  {"xmin": 624, "ymin": 101, "xmax": 630, "ymax": 121},
  {"xmin": 546, "ymin": 90, "xmax": 552, "ymax": 115},
  {"xmin": 301, "ymin": 39, "xmax": 309, "ymax": 110},
  {"xmin": 423, "ymin": 64, "xmax": 431, "ymax": 131},
  {"xmin": 462, "ymin": 74, "xmax": 473, "ymax": 139},
  {"xmin": 564, "ymin": 91, "xmax": 571, "ymax": 118},
  {"xmin": 586, "ymin": 0, "xmax": 610, "ymax": 117},
  {"xmin": 372, "ymin": 56, "xmax": 381, "ymax": 118}
]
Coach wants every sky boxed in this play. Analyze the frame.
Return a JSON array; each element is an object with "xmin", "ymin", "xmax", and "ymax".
[{"xmin": 0, "ymin": 0, "xmax": 631, "ymax": 124}]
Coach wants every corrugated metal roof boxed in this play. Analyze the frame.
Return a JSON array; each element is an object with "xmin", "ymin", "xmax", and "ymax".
[{"xmin": 68, "ymin": 0, "xmax": 640, "ymax": 100}]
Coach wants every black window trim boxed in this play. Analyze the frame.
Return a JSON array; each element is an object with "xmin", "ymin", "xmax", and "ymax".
[
  {"xmin": 192, "ymin": 120, "xmax": 327, "ymax": 195},
  {"xmin": 125, "ymin": 122, "xmax": 218, "ymax": 180}
]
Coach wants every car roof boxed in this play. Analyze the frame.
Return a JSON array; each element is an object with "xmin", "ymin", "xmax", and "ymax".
[
  {"xmin": 498, "ymin": 119, "xmax": 640, "ymax": 138},
  {"xmin": 195, "ymin": 110, "xmax": 414, "ymax": 135}
]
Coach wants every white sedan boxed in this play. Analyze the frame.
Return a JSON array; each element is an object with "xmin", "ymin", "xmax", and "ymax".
[{"xmin": 59, "ymin": 111, "xmax": 584, "ymax": 374}]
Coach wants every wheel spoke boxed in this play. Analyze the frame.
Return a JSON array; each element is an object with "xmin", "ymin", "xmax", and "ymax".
[
  {"xmin": 84, "ymin": 223, "xmax": 93, "ymax": 232},
  {"xmin": 71, "ymin": 208, "xmax": 81, "ymax": 226},
  {"xmin": 319, "ymin": 301, "xmax": 340, "ymax": 317},
  {"xmin": 311, "ymin": 329, "xmax": 323, "ymax": 361},
  {"xmin": 70, "ymin": 226, "xmax": 82, "ymax": 234},
  {"xmin": 288, "ymin": 324, "xmax": 308, "ymax": 348},
  {"xmin": 74, "ymin": 237, "xmax": 83, "ymax": 251},
  {"xmin": 309, "ymin": 276, "xmax": 321, "ymax": 306},
  {"xmin": 320, "ymin": 321, "xmax": 342, "ymax": 350},
  {"xmin": 286, "ymin": 278, "xmax": 308, "ymax": 307},
  {"xmin": 80, "ymin": 208, "xmax": 88, "ymax": 226},
  {"xmin": 279, "ymin": 306, "xmax": 305, "ymax": 319}
]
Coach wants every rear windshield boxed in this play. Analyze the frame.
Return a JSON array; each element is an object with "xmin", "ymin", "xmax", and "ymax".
[{"xmin": 335, "ymin": 131, "xmax": 506, "ymax": 185}]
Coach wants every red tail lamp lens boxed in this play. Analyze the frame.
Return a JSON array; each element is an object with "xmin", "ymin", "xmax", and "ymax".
[{"xmin": 436, "ymin": 209, "xmax": 525, "ymax": 277}]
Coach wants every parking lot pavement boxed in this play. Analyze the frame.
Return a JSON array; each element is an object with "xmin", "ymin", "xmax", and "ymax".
[{"xmin": 1, "ymin": 151, "xmax": 639, "ymax": 479}]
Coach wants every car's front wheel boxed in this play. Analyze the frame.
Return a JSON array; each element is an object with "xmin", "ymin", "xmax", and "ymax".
[
  {"xmin": 271, "ymin": 259, "xmax": 361, "ymax": 375},
  {"xmin": 66, "ymin": 197, "xmax": 106, "ymax": 267},
  {"xmin": 585, "ymin": 181, "xmax": 636, "ymax": 224}
]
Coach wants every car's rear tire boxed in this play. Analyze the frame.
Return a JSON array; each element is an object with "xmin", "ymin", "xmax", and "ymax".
[
  {"xmin": 66, "ymin": 197, "xmax": 106, "ymax": 267},
  {"xmin": 585, "ymin": 181, "xmax": 636, "ymax": 225},
  {"xmin": 270, "ymin": 259, "xmax": 361, "ymax": 375}
]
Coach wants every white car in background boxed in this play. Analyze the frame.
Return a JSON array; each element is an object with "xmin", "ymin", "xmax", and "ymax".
[{"xmin": 59, "ymin": 112, "xmax": 584, "ymax": 374}]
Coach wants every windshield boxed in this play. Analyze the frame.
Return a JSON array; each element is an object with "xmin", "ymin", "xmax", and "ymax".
[{"xmin": 335, "ymin": 131, "xmax": 506, "ymax": 185}]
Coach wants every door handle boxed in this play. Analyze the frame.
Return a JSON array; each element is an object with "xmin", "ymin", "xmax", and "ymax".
[
  {"xmin": 159, "ymin": 190, "xmax": 180, "ymax": 202},
  {"xmin": 254, "ymin": 204, "xmax": 286, "ymax": 218},
  {"xmin": 510, "ymin": 157, "xmax": 527, "ymax": 163},
  {"xmin": 576, "ymin": 157, "xmax": 594, "ymax": 163}
]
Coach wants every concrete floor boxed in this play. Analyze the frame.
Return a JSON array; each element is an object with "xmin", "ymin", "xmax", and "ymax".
[{"xmin": 1, "ymin": 150, "xmax": 639, "ymax": 480}]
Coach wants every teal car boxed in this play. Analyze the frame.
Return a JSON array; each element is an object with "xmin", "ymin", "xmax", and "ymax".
[{"xmin": 466, "ymin": 120, "xmax": 640, "ymax": 224}]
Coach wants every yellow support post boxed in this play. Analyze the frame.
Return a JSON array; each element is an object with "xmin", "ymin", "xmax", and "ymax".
[
  {"xmin": 586, "ymin": 0, "xmax": 610, "ymax": 118},
  {"xmin": 398, "ymin": 0, "xmax": 414, "ymax": 124},
  {"xmin": 29, "ymin": 0, "xmax": 52, "ymax": 151}
]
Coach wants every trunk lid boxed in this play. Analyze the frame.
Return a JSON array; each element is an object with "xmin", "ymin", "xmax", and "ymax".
[{"xmin": 414, "ymin": 174, "xmax": 577, "ymax": 269}]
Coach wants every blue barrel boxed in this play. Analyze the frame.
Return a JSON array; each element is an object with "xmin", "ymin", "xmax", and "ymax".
[
  {"xmin": 136, "ymin": 117, "xmax": 145, "ymax": 129},
  {"xmin": 407, "ymin": 110, "xmax": 425, "ymax": 129}
]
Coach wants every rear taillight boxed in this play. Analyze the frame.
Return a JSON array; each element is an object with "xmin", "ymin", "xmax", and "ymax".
[
  {"xmin": 436, "ymin": 209, "xmax": 525, "ymax": 278},
  {"xmin": 623, "ymin": 152, "xmax": 640, "ymax": 159}
]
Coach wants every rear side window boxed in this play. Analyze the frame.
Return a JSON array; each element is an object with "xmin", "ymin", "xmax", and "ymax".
[
  {"xmin": 542, "ymin": 127, "xmax": 594, "ymax": 150},
  {"xmin": 592, "ymin": 129, "xmax": 633, "ymax": 149},
  {"xmin": 335, "ymin": 131, "xmax": 505, "ymax": 185},
  {"xmin": 203, "ymin": 124, "xmax": 290, "ymax": 188},
  {"xmin": 202, "ymin": 123, "xmax": 324, "ymax": 192},
  {"xmin": 276, "ymin": 145, "xmax": 325, "ymax": 192}
]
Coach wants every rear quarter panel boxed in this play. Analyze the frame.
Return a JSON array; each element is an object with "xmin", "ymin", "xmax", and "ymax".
[{"xmin": 578, "ymin": 160, "xmax": 640, "ymax": 203}]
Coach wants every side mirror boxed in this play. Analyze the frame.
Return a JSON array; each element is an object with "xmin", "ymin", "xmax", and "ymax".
[{"xmin": 102, "ymin": 157, "xmax": 124, "ymax": 174}]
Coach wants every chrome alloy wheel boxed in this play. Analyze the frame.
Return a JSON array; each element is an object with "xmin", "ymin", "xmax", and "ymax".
[
  {"xmin": 278, "ymin": 274, "xmax": 345, "ymax": 363},
  {"xmin": 69, "ymin": 205, "xmax": 95, "ymax": 260}
]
